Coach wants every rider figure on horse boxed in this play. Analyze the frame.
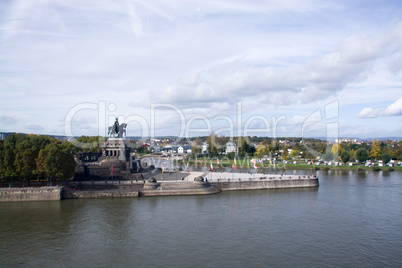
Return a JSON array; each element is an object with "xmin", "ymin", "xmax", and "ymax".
[{"xmin": 113, "ymin": 118, "xmax": 119, "ymax": 135}]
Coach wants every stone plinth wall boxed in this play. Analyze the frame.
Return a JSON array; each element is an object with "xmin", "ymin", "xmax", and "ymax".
[
  {"xmin": 74, "ymin": 190, "xmax": 139, "ymax": 199},
  {"xmin": 0, "ymin": 187, "xmax": 62, "ymax": 202},
  {"xmin": 75, "ymin": 165, "xmax": 133, "ymax": 181},
  {"xmin": 72, "ymin": 182, "xmax": 143, "ymax": 191},
  {"xmin": 139, "ymin": 181, "xmax": 221, "ymax": 197},
  {"xmin": 210, "ymin": 178, "xmax": 319, "ymax": 191}
]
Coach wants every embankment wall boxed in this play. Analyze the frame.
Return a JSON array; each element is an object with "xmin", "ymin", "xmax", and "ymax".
[
  {"xmin": 139, "ymin": 181, "xmax": 220, "ymax": 197},
  {"xmin": 210, "ymin": 178, "xmax": 319, "ymax": 191},
  {"xmin": 0, "ymin": 187, "xmax": 62, "ymax": 202}
]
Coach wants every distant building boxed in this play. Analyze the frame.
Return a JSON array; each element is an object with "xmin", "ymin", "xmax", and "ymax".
[
  {"xmin": 178, "ymin": 145, "xmax": 192, "ymax": 154},
  {"xmin": 0, "ymin": 132, "xmax": 16, "ymax": 140},
  {"xmin": 335, "ymin": 138, "xmax": 358, "ymax": 144},
  {"xmin": 161, "ymin": 145, "xmax": 180, "ymax": 154},
  {"xmin": 201, "ymin": 142, "xmax": 208, "ymax": 154},
  {"xmin": 225, "ymin": 142, "xmax": 238, "ymax": 155}
]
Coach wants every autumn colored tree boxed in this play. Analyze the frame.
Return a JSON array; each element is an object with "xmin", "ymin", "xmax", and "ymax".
[
  {"xmin": 256, "ymin": 143, "xmax": 268, "ymax": 158},
  {"xmin": 370, "ymin": 140, "xmax": 382, "ymax": 160},
  {"xmin": 331, "ymin": 144, "xmax": 342, "ymax": 158}
]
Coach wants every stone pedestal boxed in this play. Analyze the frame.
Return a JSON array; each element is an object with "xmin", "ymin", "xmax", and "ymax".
[
  {"xmin": 102, "ymin": 138, "xmax": 130, "ymax": 161},
  {"xmin": 74, "ymin": 138, "xmax": 136, "ymax": 181}
]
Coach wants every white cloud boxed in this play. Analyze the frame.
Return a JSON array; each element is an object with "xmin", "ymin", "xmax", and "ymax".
[
  {"xmin": 385, "ymin": 98, "xmax": 402, "ymax": 116},
  {"xmin": 1, "ymin": 0, "xmax": 402, "ymax": 137},
  {"xmin": 159, "ymin": 23, "xmax": 402, "ymax": 109},
  {"xmin": 357, "ymin": 98, "xmax": 402, "ymax": 118}
]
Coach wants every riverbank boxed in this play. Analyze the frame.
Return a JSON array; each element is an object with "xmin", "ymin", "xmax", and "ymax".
[
  {"xmin": 173, "ymin": 159, "xmax": 401, "ymax": 172},
  {"xmin": 280, "ymin": 164, "xmax": 401, "ymax": 172},
  {"xmin": 177, "ymin": 160, "xmax": 401, "ymax": 172},
  {"xmin": 0, "ymin": 171, "xmax": 318, "ymax": 201}
]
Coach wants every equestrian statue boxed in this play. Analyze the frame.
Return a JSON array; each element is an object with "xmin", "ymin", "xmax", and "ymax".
[{"xmin": 108, "ymin": 118, "xmax": 127, "ymax": 138}]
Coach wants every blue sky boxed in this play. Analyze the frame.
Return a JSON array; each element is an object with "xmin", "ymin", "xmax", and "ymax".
[{"xmin": 0, "ymin": 0, "xmax": 401, "ymax": 139}]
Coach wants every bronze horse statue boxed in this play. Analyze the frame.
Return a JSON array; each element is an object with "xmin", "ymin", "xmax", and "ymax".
[{"xmin": 108, "ymin": 123, "xmax": 127, "ymax": 138}]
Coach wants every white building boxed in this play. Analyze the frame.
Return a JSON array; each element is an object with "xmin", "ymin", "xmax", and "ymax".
[
  {"xmin": 178, "ymin": 145, "xmax": 192, "ymax": 154},
  {"xmin": 201, "ymin": 142, "xmax": 208, "ymax": 154},
  {"xmin": 225, "ymin": 142, "xmax": 238, "ymax": 154},
  {"xmin": 335, "ymin": 138, "xmax": 358, "ymax": 144}
]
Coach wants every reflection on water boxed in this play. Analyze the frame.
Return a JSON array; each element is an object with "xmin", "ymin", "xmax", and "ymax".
[{"xmin": 1, "ymin": 170, "xmax": 401, "ymax": 268}]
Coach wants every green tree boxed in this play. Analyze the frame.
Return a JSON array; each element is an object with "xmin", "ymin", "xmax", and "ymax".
[
  {"xmin": 322, "ymin": 150, "xmax": 334, "ymax": 161},
  {"xmin": 207, "ymin": 134, "xmax": 219, "ymax": 157},
  {"xmin": 0, "ymin": 140, "xmax": 4, "ymax": 179},
  {"xmin": 191, "ymin": 138, "xmax": 202, "ymax": 157},
  {"xmin": 289, "ymin": 149, "xmax": 301, "ymax": 159},
  {"xmin": 36, "ymin": 148, "xmax": 48, "ymax": 180},
  {"xmin": 349, "ymin": 149, "xmax": 356, "ymax": 162},
  {"xmin": 135, "ymin": 143, "xmax": 145, "ymax": 154},
  {"xmin": 303, "ymin": 150, "xmax": 315, "ymax": 160},
  {"xmin": 1, "ymin": 134, "xmax": 76, "ymax": 184},
  {"xmin": 73, "ymin": 135, "xmax": 105, "ymax": 152},
  {"xmin": 216, "ymin": 136, "xmax": 229, "ymax": 155},
  {"xmin": 282, "ymin": 148, "xmax": 288, "ymax": 160},
  {"xmin": 226, "ymin": 152, "xmax": 235, "ymax": 160},
  {"xmin": 2, "ymin": 134, "xmax": 26, "ymax": 180},
  {"xmin": 238, "ymin": 137, "xmax": 254, "ymax": 157},
  {"xmin": 312, "ymin": 141, "xmax": 327, "ymax": 154},
  {"xmin": 37, "ymin": 143, "xmax": 75, "ymax": 183},
  {"xmin": 382, "ymin": 153, "xmax": 391, "ymax": 165},
  {"xmin": 47, "ymin": 143, "xmax": 75, "ymax": 181},
  {"xmin": 356, "ymin": 148, "xmax": 368, "ymax": 163},
  {"xmin": 14, "ymin": 139, "xmax": 37, "ymax": 183},
  {"xmin": 341, "ymin": 151, "xmax": 350, "ymax": 164}
]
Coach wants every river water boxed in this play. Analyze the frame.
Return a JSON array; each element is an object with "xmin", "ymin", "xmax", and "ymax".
[{"xmin": 1, "ymin": 169, "xmax": 401, "ymax": 267}]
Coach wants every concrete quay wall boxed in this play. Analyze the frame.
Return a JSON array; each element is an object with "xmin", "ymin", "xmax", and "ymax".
[
  {"xmin": 139, "ymin": 181, "xmax": 220, "ymax": 197},
  {"xmin": 210, "ymin": 178, "xmax": 319, "ymax": 191},
  {"xmin": 0, "ymin": 187, "xmax": 62, "ymax": 202}
]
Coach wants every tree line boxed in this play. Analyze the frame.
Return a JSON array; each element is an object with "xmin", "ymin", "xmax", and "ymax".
[
  {"xmin": 191, "ymin": 134, "xmax": 402, "ymax": 164},
  {"xmin": 0, "ymin": 134, "xmax": 105, "ymax": 184}
]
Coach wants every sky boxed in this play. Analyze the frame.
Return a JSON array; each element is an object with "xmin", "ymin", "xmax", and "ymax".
[{"xmin": 1, "ymin": 0, "xmax": 402, "ymax": 140}]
